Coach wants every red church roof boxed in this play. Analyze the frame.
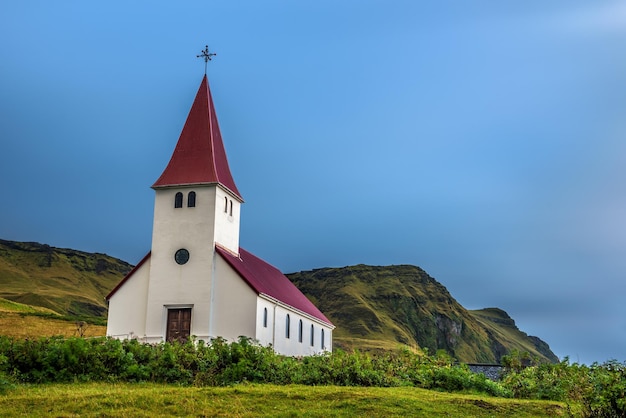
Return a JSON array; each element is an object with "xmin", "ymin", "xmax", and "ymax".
[
  {"xmin": 216, "ymin": 246, "xmax": 333, "ymax": 326},
  {"xmin": 152, "ymin": 75, "xmax": 242, "ymax": 200},
  {"xmin": 107, "ymin": 247, "xmax": 333, "ymax": 327}
]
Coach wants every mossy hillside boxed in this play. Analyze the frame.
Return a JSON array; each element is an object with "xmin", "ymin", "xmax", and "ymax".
[
  {"xmin": 0, "ymin": 239, "xmax": 557, "ymax": 363},
  {"xmin": 0, "ymin": 297, "xmax": 106, "ymax": 338},
  {"xmin": 287, "ymin": 265, "xmax": 557, "ymax": 363},
  {"xmin": 0, "ymin": 297, "xmax": 56, "ymax": 314},
  {"xmin": 0, "ymin": 239, "xmax": 132, "ymax": 318},
  {"xmin": 469, "ymin": 308, "xmax": 557, "ymax": 363}
]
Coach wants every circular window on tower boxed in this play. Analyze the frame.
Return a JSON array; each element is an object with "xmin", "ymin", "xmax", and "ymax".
[{"xmin": 174, "ymin": 249, "xmax": 190, "ymax": 265}]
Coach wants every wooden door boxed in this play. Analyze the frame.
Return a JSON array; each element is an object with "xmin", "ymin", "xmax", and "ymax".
[{"xmin": 166, "ymin": 308, "xmax": 191, "ymax": 343}]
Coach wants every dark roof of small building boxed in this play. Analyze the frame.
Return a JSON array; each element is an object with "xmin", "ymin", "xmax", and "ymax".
[
  {"xmin": 216, "ymin": 246, "xmax": 333, "ymax": 326},
  {"xmin": 152, "ymin": 75, "xmax": 242, "ymax": 200}
]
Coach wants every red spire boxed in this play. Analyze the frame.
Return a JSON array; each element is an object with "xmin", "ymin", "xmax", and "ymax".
[{"xmin": 152, "ymin": 75, "xmax": 242, "ymax": 200}]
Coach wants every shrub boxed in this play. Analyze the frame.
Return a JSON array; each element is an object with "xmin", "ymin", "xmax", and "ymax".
[
  {"xmin": 582, "ymin": 360, "xmax": 626, "ymax": 417},
  {"xmin": 0, "ymin": 354, "xmax": 14, "ymax": 394},
  {"xmin": 5, "ymin": 334, "xmax": 624, "ymax": 410}
]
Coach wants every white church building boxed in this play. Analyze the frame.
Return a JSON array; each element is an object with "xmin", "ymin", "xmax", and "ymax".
[{"xmin": 106, "ymin": 74, "xmax": 334, "ymax": 356}]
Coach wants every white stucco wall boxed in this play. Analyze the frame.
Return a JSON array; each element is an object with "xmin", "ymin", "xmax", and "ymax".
[
  {"xmin": 255, "ymin": 298, "xmax": 275, "ymax": 347},
  {"xmin": 106, "ymin": 260, "xmax": 150, "ymax": 340},
  {"xmin": 213, "ymin": 187, "xmax": 241, "ymax": 254},
  {"xmin": 256, "ymin": 295, "xmax": 334, "ymax": 356},
  {"xmin": 211, "ymin": 254, "xmax": 257, "ymax": 341},
  {"xmin": 144, "ymin": 186, "xmax": 219, "ymax": 342}
]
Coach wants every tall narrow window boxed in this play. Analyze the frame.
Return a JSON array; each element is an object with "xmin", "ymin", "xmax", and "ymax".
[
  {"xmin": 229, "ymin": 200, "xmax": 233, "ymax": 216},
  {"xmin": 174, "ymin": 192, "xmax": 183, "ymax": 208},
  {"xmin": 310, "ymin": 324, "xmax": 314, "ymax": 346},
  {"xmin": 321, "ymin": 329, "xmax": 325, "ymax": 350},
  {"xmin": 298, "ymin": 320, "xmax": 303, "ymax": 343},
  {"xmin": 224, "ymin": 197, "xmax": 228, "ymax": 213},
  {"xmin": 286, "ymin": 314, "xmax": 290, "ymax": 339},
  {"xmin": 187, "ymin": 191, "xmax": 196, "ymax": 207},
  {"xmin": 263, "ymin": 308, "xmax": 268, "ymax": 328}
]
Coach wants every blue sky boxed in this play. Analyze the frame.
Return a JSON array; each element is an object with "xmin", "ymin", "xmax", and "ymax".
[{"xmin": 1, "ymin": 1, "xmax": 625, "ymax": 364}]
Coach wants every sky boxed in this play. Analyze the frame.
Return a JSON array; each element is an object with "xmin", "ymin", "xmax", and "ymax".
[{"xmin": 1, "ymin": 1, "xmax": 625, "ymax": 365}]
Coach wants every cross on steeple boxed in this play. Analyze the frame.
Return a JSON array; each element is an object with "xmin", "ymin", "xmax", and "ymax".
[{"xmin": 197, "ymin": 45, "xmax": 216, "ymax": 74}]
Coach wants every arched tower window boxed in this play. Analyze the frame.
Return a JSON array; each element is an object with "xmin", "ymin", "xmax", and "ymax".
[
  {"xmin": 298, "ymin": 319, "xmax": 303, "ymax": 343},
  {"xmin": 187, "ymin": 191, "xmax": 196, "ymax": 207},
  {"xmin": 263, "ymin": 308, "xmax": 268, "ymax": 328},
  {"xmin": 321, "ymin": 329, "xmax": 325, "ymax": 350},
  {"xmin": 310, "ymin": 324, "xmax": 314, "ymax": 346},
  {"xmin": 174, "ymin": 192, "xmax": 183, "ymax": 208},
  {"xmin": 224, "ymin": 197, "xmax": 228, "ymax": 213},
  {"xmin": 285, "ymin": 314, "xmax": 291, "ymax": 339},
  {"xmin": 229, "ymin": 200, "xmax": 233, "ymax": 216}
]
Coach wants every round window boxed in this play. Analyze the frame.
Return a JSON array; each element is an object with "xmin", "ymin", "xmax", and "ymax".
[{"xmin": 174, "ymin": 249, "xmax": 190, "ymax": 265}]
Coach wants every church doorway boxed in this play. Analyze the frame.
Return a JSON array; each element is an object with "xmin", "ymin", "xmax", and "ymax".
[{"xmin": 166, "ymin": 308, "xmax": 191, "ymax": 343}]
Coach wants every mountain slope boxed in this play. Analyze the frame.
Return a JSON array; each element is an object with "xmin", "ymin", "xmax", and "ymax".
[
  {"xmin": 0, "ymin": 239, "xmax": 132, "ymax": 318},
  {"xmin": 0, "ymin": 239, "xmax": 557, "ymax": 363},
  {"xmin": 468, "ymin": 307, "xmax": 556, "ymax": 362},
  {"xmin": 287, "ymin": 264, "xmax": 558, "ymax": 363}
]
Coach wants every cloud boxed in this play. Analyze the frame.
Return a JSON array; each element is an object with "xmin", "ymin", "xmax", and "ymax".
[{"xmin": 549, "ymin": 2, "xmax": 626, "ymax": 36}]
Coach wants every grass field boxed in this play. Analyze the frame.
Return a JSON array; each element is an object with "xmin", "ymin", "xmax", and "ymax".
[
  {"xmin": 0, "ymin": 311, "xmax": 106, "ymax": 339},
  {"xmin": 0, "ymin": 297, "xmax": 106, "ymax": 339},
  {"xmin": 0, "ymin": 383, "xmax": 575, "ymax": 417}
]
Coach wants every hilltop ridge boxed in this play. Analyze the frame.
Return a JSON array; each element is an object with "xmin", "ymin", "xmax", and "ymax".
[
  {"xmin": 287, "ymin": 264, "xmax": 557, "ymax": 363},
  {"xmin": 0, "ymin": 239, "xmax": 131, "ymax": 318}
]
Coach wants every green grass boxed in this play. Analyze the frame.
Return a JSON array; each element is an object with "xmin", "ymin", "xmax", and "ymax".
[
  {"xmin": 0, "ymin": 383, "xmax": 576, "ymax": 417},
  {"xmin": 0, "ymin": 296, "xmax": 106, "ymax": 338},
  {"xmin": 0, "ymin": 239, "xmax": 131, "ymax": 318},
  {"xmin": 0, "ymin": 311, "xmax": 106, "ymax": 339},
  {"xmin": 0, "ymin": 297, "xmax": 55, "ymax": 314}
]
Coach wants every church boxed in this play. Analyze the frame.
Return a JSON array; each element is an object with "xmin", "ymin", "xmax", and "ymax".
[{"xmin": 106, "ymin": 73, "xmax": 334, "ymax": 356}]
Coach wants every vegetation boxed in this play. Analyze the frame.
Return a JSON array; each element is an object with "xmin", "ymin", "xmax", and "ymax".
[
  {"xmin": 0, "ymin": 336, "xmax": 505, "ymax": 393},
  {"xmin": 8, "ymin": 239, "xmax": 621, "ymax": 415},
  {"xmin": 0, "ymin": 239, "xmax": 558, "ymax": 363},
  {"xmin": 288, "ymin": 265, "xmax": 557, "ymax": 363},
  {"xmin": 470, "ymin": 308, "xmax": 555, "ymax": 362},
  {"xmin": 0, "ymin": 336, "xmax": 624, "ymax": 416},
  {"xmin": 0, "ymin": 297, "xmax": 106, "ymax": 339},
  {"xmin": 500, "ymin": 352, "xmax": 626, "ymax": 417},
  {"xmin": 0, "ymin": 239, "xmax": 131, "ymax": 318},
  {"xmin": 0, "ymin": 383, "xmax": 569, "ymax": 417}
]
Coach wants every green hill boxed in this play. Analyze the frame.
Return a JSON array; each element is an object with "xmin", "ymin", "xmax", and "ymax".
[
  {"xmin": 0, "ymin": 239, "xmax": 132, "ymax": 318},
  {"xmin": 287, "ymin": 265, "xmax": 558, "ymax": 363},
  {"xmin": 468, "ymin": 307, "xmax": 555, "ymax": 361},
  {"xmin": 0, "ymin": 239, "xmax": 557, "ymax": 363}
]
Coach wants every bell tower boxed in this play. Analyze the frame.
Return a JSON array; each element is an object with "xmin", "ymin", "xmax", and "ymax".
[{"xmin": 143, "ymin": 74, "xmax": 243, "ymax": 342}]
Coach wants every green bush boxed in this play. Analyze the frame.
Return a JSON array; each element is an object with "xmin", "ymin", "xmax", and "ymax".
[
  {"xmin": 2, "ymin": 334, "xmax": 624, "ymax": 413},
  {"xmin": 582, "ymin": 360, "xmax": 626, "ymax": 417},
  {"xmin": 500, "ymin": 351, "xmax": 626, "ymax": 417},
  {"xmin": 0, "ymin": 353, "xmax": 14, "ymax": 394}
]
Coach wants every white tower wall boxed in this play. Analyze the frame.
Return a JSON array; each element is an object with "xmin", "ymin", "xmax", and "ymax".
[{"xmin": 144, "ymin": 185, "xmax": 241, "ymax": 342}]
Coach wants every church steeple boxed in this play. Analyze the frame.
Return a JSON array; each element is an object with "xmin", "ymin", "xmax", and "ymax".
[
  {"xmin": 152, "ymin": 75, "xmax": 242, "ymax": 201},
  {"xmin": 106, "ymin": 68, "xmax": 334, "ymax": 353}
]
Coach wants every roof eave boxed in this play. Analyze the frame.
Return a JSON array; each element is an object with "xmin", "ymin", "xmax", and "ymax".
[
  {"xmin": 259, "ymin": 293, "xmax": 335, "ymax": 328},
  {"xmin": 105, "ymin": 251, "xmax": 151, "ymax": 300}
]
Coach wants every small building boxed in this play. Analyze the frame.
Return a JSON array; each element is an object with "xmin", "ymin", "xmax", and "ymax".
[{"xmin": 106, "ymin": 75, "xmax": 334, "ymax": 356}]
